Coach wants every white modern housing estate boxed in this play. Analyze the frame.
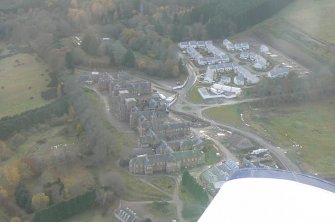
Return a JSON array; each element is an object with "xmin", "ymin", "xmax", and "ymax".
[
  {"xmin": 235, "ymin": 66, "xmax": 260, "ymax": 84},
  {"xmin": 223, "ymin": 39, "xmax": 235, "ymax": 51},
  {"xmin": 198, "ymin": 84, "xmax": 242, "ymax": 100},
  {"xmin": 234, "ymin": 42, "xmax": 250, "ymax": 51},
  {"xmin": 179, "ymin": 41, "xmax": 230, "ymax": 66},
  {"xmin": 240, "ymin": 52, "xmax": 268, "ymax": 70}
]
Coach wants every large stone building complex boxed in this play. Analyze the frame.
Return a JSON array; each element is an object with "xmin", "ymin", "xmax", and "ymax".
[{"xmin": 92, "ymin": 71, "xmax": 206, "ymax": 175}]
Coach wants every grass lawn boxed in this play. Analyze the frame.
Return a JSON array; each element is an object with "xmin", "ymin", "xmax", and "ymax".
[
  {"xmin": 203, "ymin": 98, "xmax": 335, "ymax": 176},
  {"xmin": 204, "ymin": 146, "xmax": 221, "ymax": 165},
  {"xmin": 119, "ymin": 170, "xmax": 170, "ymax": 201},
  {"xmin": 203, "ymin": 104, "xmax": 243, "ymax": 127},
  {"xmin": 145, "ymin": 201, "xmax": 178, "ymax": 221},
  {"xmin": 63, "ymin": 207, "xmax": 113, "ymax": 222},
  {"xmin": 150, "ymin": 176, "xmax": 176, "ymax": 194},
  {"xmin": 186, "ymin": 84, "xmax": 205, "ymax": 104},
  {"xmin": 280, "ymin": 0, "xmax": 335, "ymax": 44},
  {"xmin": 0, "ymin": 53, "xmax": 51, "ymax": 118},
  {"xmin": 182, "ymin": 106, "xmax": 192, "ymax": 111}
]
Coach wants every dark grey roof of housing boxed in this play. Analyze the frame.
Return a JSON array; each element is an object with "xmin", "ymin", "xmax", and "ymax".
[{"xmin": 115, "ymin": 207, "xmax": 141, "ymax": 222}]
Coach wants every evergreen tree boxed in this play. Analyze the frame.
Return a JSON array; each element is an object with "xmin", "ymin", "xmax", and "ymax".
[
  {"xmin": 122, "ymin": 49, "xmax": 136, "ymax": 67},
  {"xmin": 65, "ymin": 52, "xmax": 75, "ymax": 72},
  {"xmin": 15, "ymin": 183, "xmax": 32, "ymax": 213},
  {"xmin": 108, "ymin": 49, "xmax": 115, "ymax": 65}
]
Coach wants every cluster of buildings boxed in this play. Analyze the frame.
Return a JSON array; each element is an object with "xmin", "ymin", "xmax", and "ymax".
[
  {"xmin": 198, "ymin": 63, "xmax": 260, "ymax": 100},
  {"xmin": 114, "ymin": 207, "xmax": 141, "ymax": 222},
  {"xmin": 240, "ymin": 51, "xmax": 268, "ymax": 70},
  {"xmin": 223, "ymin": 39, "xmax": 249, "ymax": 52},
  {"xmin": 204, "ymin": 63, "xmax": 260, "ymax": 85},
  {"xmin": 201, "ymin": 160, "xmax": 239, "ymax": 195},
  {"xmin": 242, "ymin": 148, "xmax": 279, "ymax": 169},
  {"xmin": 72, "ymin": 36, "xmax": 82, "ymax": 46},
  {"xmin": 179, "ymin": 40, "xmax": 230, "ymax": 66},
  {"xmin": 87, "ymin": 71, "xmax": 206, "ymax": 175}
]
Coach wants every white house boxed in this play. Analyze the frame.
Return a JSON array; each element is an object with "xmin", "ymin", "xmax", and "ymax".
[
  {"xmin": 240, "ymin": 52, "xmax": 249, "ymax": 60},
  {"xmin": 253, "ymin": 55, "xmax": 268, "ymax": 70},
  {"xmin": 248, "ymin": 52, "xmax": 257, "ymax": 61},
  {"xmin": 207, "ymin": 44, "xmax": 226, "ymax": 57},
  {"xmin": 178, "ymin": 42, "xmax": 189, "ymax": 49},
  {"xmin": 210, "ymin": 84, "xmax": 242, "ymax": 95},
  {"xmin": 197, "ymin": 41, "xmax": 206, "ymax": 48},
  {"xmin": 235, "ymin": 66, "xmax": 259, "ymax": 84},
  {"xmin": 114, "ymin": 207, "xmax": 141, "ymax": 222},
  {"xmin": 197, "ymin": 57, "xmax": 207, "ymax": 66},
  {"xmin": 260, "ymin": 45, "xmax": 270, "ymax": 54},
  {"xmin": 187, "ymin": 47, "xmax": 203, "ymax": 60},
  {"xmin": 235, "ymin": 42, "xmax": 250, "ymax": 51},
  {"xmin": 223, "ymin": 39, "xmax": 235, "ymax": 51},
  {"xmin": 220, "ymin": 76, "xmax": 232, "ymax": 84},
  {"xmin": 205, "ymin": 40, "xmax": 213, "ymax": 47},
  {"xmin": 189, "ymin": 41, "xmax": 198, "ymax": 48},
  {"xmin": 234, "ymin": 74, "xmax": 245, "ymax": 86},
  {"xmin": 220, "ymin": 55, "xmax": 230, "ymax": 63},
  {"xmin": 204, "ymin": 67, "xmax": 216, "ymax": 83}
]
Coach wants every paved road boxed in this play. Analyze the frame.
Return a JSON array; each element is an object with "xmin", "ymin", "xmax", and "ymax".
[{"xmin": 153, "ymin": 57, "xmax": 302, "ymax": 173}]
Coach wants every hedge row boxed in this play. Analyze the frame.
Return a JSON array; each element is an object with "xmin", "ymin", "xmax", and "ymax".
[
  {"xmin": 0, "ymin": 96, "xmax": 68, "ymax": 139},
  {"xmin": 33, "ymin": 190, "xmax": 96, "ymax": 222}
]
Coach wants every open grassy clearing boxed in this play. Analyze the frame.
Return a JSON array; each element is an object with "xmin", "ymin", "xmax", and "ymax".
[
  {"xmin": 186, "ymin": 84, "xmax": 205, "ymax": 104},
  {"xmin": 203, "ymin": 98, "xmax": 335, "ymax": 176},
  {"xmin": 280, "ymin": 0, "xmax": 335, "ymax": 45},
  {"xmin": 150, "ymin": 176, "xmax": 176, "ymax": 194},
  {"xmin": 0, "ymin": 53, "xmax": 51, "ymax": 118},
  {"xmin": 0, "ymin": 123, "xmax": 77, "ymax": 165},
  {"xmin": 203, "ymin": 104, "xmax": 243, "ymax": 127},
  {"xmin": 144, "ymin": 202, "xmax": 178, "ymax": 221},
  {"xmin": 119, "ymin": 170, "xmax": 170, "ymax": 201},
  {"xmin": 182, "ymin": 106, "xmax": 192, "ymax": 111},
  {"xmin": 63, "ymin": 207, "xmax": 113, "ymax": 222}
]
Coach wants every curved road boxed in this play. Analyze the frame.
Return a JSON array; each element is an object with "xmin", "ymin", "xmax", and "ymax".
[{"xmin": 161, "ymin": 59, "xmax": 302, "ymax": 173}]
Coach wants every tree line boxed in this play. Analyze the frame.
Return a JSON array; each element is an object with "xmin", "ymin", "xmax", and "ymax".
[
  {"xmin": 0, "ymin": 97, "xmax": 69, "ymax": 140},
  {"xmin": 33, "ymin": 190, "xmax": 96, "ymax": 222},
  {"xmin": 0, "ymin": 0, "xmax": 294, "ymax": 79},
  {"xmin": 182, "ymin": 171, "xmax": 208, "ymax": 205},
  {"xmin": 245, "ymin": 70, "xmax": 335, "ymax": 106}
]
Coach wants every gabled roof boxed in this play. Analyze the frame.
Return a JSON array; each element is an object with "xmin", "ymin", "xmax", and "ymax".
[{"xmin": 115, "ymin": 207, "xmax": 141, "ymax": 222}]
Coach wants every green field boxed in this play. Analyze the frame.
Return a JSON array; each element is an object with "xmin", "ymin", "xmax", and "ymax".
[
  {"xmin": 145, "ymin": 202, "xmax": 178, "ymax": 221},
  {"xmin": 186, "ymin": 84, "xmax": 204, "ymax": 104},
  {"xmin": 119, "ymin": 171, "xmax": 170, "ymax": 201},
  {"xmin": 203, "ymin": 104, "xmax": 243, "ymax": 127},
  {"xmin": 0, "ymin": 53, "xmax": 51, "ymax": 118},
  {"xmin": 280, "ymin": 0, "xmax": 335, "ymax": 44},
  {"xmin": 203, "ymin": 98, "xmax": 335, "ymax": 176},
  {"xmin": 63, "ymin": 207, "xmax": 114, "ymax": 222},
  {"xmin": 150, "ymin": 176, "xmax": 176, "ymax": 194}
]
